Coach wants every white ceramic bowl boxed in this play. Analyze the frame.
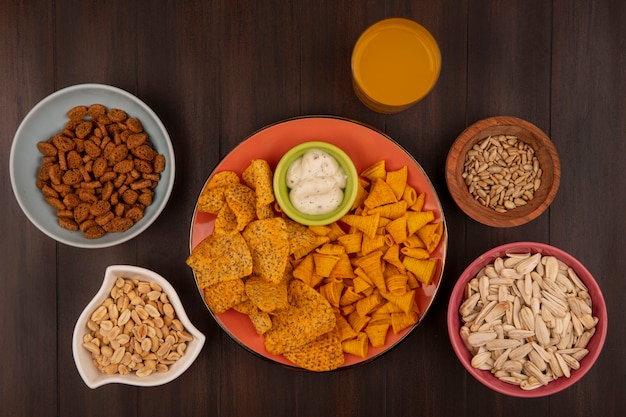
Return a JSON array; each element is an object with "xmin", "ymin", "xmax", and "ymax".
[
  {"xmin": 10, "ymin": 83, "xmax": 175, "ymax": 248},
  {"xmin": 72, "ymin": 265, "xmax": 205, "ymax": 388}
]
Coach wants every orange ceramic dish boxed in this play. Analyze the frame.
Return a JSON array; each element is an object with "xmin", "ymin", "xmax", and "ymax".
[{"xmin": 189, "ymin": 116, "xmax": 447, "ymax": 368}]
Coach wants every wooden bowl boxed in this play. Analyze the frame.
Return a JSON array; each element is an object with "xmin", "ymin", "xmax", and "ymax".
[{"xmin": 445, "ymin": 116, "xmax": 560, "ymax": 227}]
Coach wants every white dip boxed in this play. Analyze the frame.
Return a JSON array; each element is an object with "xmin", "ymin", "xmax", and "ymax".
[{"xmin": 286, "ymin": 149, "xmax": 348, "ymax": 215}]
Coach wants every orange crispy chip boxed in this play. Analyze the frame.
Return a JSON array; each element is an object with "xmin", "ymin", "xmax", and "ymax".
[
  {"xmin": 186, "ymin": 232, "xmax": 253, "ymax": 288},
  {"xmin": 355, "ymin": 291, "xmax": 383, "ymax": 317},
  {"xmin": 313, "ymin": 253, "xmax": 340, "ymax": 277},
  {"xmin": 402, "ymin": 258, "xmax": 437, "ymax": 285},
  {"xmin": 402, "ymin": 184, "xmax": 418, "ymax": 207},
  {"xmin": 417, "ymin": 222, "xmax": 443, "ymax": 253},
  {"xmin": 335, "ymin": 313, "xmax": 358, "ymax": 342},
  {"xmin": 353, "ymin": 251, "xmax": 386, "ymax": 292},
  {"xmin": 225, "ymin": 183, "xmax": 257, "ymax": 231},
  {"xmin": 283, "ymin": 329, "xmax": 344, "ymax": 371},
  {"xmin": 385, "ymin": 274, "xmax": 408, "ymax": 295},
  {"xmin": 242, "ymin": 159, "xmax": 275, "ymax": 207},
  {"xmin": 411, "ymin": 192, "xmax": 426, "ymax": 212},
  {"xmin": 197, "ymin": 186, "xmax": 227, "ymax": 214},
  {"xmin": 341, "ymin": 332, "xmax": 369, "ymax": 358},
  {"xmin": 206, "ymin": 170, "xmax": 241, "ymax": 189},
  {"xmin": 364, "ymin": 320, "xmax": 390, "ymax": 348},
  {"xmin": 385, "ymin": 166, "xmax": 408, "ymax": 200},
  {"xmin": 384, "ymin": 214, "xmax": 408, "ymax": 244},
  {"xmin": 383, "ymin": 244, "xmax": 405, "ymax": 272},
  {"xmin": 256, "ymin": 203, "xmax": 275, "ymax": 220},
  {"xmin": 391, "ymin": 311, "xmax": 419, "ymax": 334},
  {"xmin": 360, "ymin": 233, "xmax": 387, "ymax": 256},
  {"xmin": 364, "ymin": 179, "xmax": 397, "ymax": 209},
  {"xmin": 401, "ymin": 247, "xmax": 430, "ymax": 260},
  {"xmin": 407, "ymin": 210, "xmax": 435, "ymax": 235},
  {"xmin": 242, "ymin": 217, "xmax": 289, "ymax": 283},
  {"xmin": 249, "ymin": 311, "xmax": 273, "ymax": 335},
  {"xmin": 232, "ymin": 299, "xmax": 261, "ymax": 315},
  {"xmin": 360, "ymin": 160, "xmax": 386, "ymax": 181},
  {"xmin": 341, "ymin": 213, "xmax": 379, "ymax": 238},
  {"xmin": 203, "ymin": 279, "xmax": 247, "ymax": 314},
  {"xmin": 336, "ymin": 232, "xmax": 363, "ymax": 254},
  {"xmin": 381, "ymin": 289, "xmax": 416, "ymax": 314},
  {"xmin": 264, "ymin": 280, "xmax": 336, "ymax": 355},
  {"xmin": 319, "ymin": 279, "xmax": 343, "ymax": 308},
  {"xmin": 367, "ymin": 200, "xmax": 408, "ymax": 219},
  {"xmin": 347, "ymin": 310, "xmax": 370, "ymax": 333},
  {"xmin": 213, "ymin": 203, "xmax": 239, "ymax": 235},
  {"xmin": 328, "ymin": 254, "xmax": 356, "ymax": 279},
  {"xmin": 245, "ymin": 275, "xmax": 289, "ymax": 312}
]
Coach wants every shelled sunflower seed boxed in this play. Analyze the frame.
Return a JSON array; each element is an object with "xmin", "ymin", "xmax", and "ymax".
[
  {"xmin": 459, "ymin": 253, "xmax": 598, "ymax": 390},
  {"xmin": 462, "ymin": 135, "xmax": 542, "ymax": 212}
]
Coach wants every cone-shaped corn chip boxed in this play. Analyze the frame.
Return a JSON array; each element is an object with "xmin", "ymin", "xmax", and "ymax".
[
  {"xmin": 386, "ymin": 166, "xmax": 408, "ymax": 200},
  {"xmin": 336, "ymin": 232, "xmax": 363, "ymax": 254},
  {"xmin": 342, "ymin": 332, "xmax": 369, "ymax": 358},
  {"xmin": 356, "ymin": 291, "xmax": 383, "ymax": 317},
  {"xmin": 293, "ymin": 254, "xmax": 315, "ymax": 285},
  {"xmin": 400, "ymin": 247, "xmax": 430, "ymax": 259},
  {"xmin": 354, "ymin": 251, "xmax": 386, "ymax": 292},
  {"xmin": 326, "ymin": 222, "xmax": 347, "ymax": 241},
  {"xmin": 319, "ymin": 278, "xmax": 343, "ymax": 308},
  {"xmin": 385, "ymin": 274, "xmax": 409, "ymax": 295},
  {"xmin": 407, "ymin": 271, "xmax": 420, "ymax": 289},
  {"xmin": 348, "ymin": 311, "xmax": 371, "ymax": 333},
  {"xmin": 351, "ymin": 180, "xmax": 369, "ymax": 210},
  {"xmin": 361, "ymin": 233, "xmax": 387, "ymax": 256},
  {"xmin": 361, "ymin": 160, "xmax": 386, "ymax": 181},
  {"xmin": 410, "ymin": 192, "xmax": 426, "ymax": 212},
  {"xmin": 313, "ymin": 253, "xmax": 340, "ymax": 277},
  {"xmin": 316, "ymin": 243, "xmax": 346, "ymax": 256},
  {"xmin": 364, "ymin": 179, "xmax": 397, "ymax": 209},
  {"xmin": 407, "ymin": 210, "xmax": 435, "ymax": 236},
  {"xmin": 353, "ymin": 276, "xmax": 372, "ymax": 294},
  {"xmin": 404, "ymin": 234, "xmax": 426, "ymax": 249},
  {"xmin": 417, "ymin": 222, "xmax": 443, "ymax": 253},
  {"xmin": 402, "ymin": 258, "xmax": 437, "ymax": 285},
  {"xmin": 329, "ymin": 254, "xmax": 355, "ymax": 279},
  {"xmin": 367, "ymin": 201, "xmax": 408, "ymax": 219},
  {"xmin": 335, "ymin": 313, "xmax": 358, "ymax": 342},
  {"xmin": 365, "ymin": 321, "xmax": 390, "ymax": 348},
  {"xmin": 381, "ymin": 289, "xmax": 416, "ymax": 314},
  {"xmin": 376, "ymin": 300, "xmax": 404, "ymax": 314},
  {"xmin": 341, "ymin": 213, "xmax": 380, "ymax": 238},
  {"xmin": 402, "ymin": 185, "xmax": 418, "ymax": 207},
  {"xmin": 383, "ymin": 244, "xmax": 405, "ymax": 272},
  {"xmin": 391, "ymin": 311, "xmax": 419, "ymax": 334},
  {"xmin": 339, "ymin": 286, "xmax": 364, "ymax": 306},
  {"xmin": 385, "ymin": 214, "xmax": 408, "ymax": 244}
]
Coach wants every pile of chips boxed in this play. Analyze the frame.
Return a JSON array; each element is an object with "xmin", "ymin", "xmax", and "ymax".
[{"xmin": 186, "ymin": 158, "xmax": 444, "ymax": 371}]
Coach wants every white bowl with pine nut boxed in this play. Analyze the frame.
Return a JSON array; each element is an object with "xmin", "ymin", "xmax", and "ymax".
[
  {"xmin": 447, "ymin": 242, "xmax": 607, "ymax": 397},
  {"xmin": 72, "ymin": 265, "xmax": 205, "ymax": 388},
  {"xmin": 10, "ymin": 83, "xmax": 175, "ymax": 248}
]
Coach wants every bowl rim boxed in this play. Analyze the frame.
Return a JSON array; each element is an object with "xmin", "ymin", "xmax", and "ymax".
[
  {"xmin": 445, "ymin": 116, "xmax": 560, "ymax": 228},
  {"xmin": 447, "ymin": 242, "xmax": 608, "ymax": 397},
  {"xmin": 72, "ymin": 264, "xmax": 206, "ymax": 388},
  {"xmin": 273, "ymin": 140, "xmax": 359, "ymax": 226},
  {"xmin": 9, "ymin": 83, "xmax": 175, "ymax": 248}
]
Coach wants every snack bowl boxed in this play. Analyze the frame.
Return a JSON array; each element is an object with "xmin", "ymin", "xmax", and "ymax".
[
  {"xmin": 72, "ymin": 265, "xmax": 205, "ymax": 388},
  {"xmin": 273, "ymin": 141, "xmax": 359, "ymax": 226},
  {"xmin": 445, "ymin": 116, "xmax": 560, "ymax": 227},
  {"xmin": 447, "ymin": 242, "xmax": 607, "ymax": 397},
  {"xmin": 10, "ymin": 83, "xmax": 175, "ymax": 248}
]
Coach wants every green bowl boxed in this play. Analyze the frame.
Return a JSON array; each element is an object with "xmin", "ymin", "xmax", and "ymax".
[{"xmin": 273, "ymin": 141, "xmax": 358, "ymax": 226}]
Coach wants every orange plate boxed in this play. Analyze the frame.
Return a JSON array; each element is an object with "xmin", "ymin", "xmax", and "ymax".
[{"xmin": 189, "ymin": 116, "xmax": 448, "ymax": 369}]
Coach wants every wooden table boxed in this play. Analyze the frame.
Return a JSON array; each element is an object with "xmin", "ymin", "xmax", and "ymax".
[{"xmin": 2, "ymin": 1, "xmax": 624, "ymax": 416}]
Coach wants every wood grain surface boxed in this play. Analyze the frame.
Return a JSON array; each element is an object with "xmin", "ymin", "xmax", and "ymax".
[{"xmin": 1, "ymin": 1, "xmax": 624, "ymax": 416}]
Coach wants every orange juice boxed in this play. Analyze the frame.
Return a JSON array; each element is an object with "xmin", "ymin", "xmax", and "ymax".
[{"xmin": 352, "ymin": 18, "xmax": 441, "ymax": 113}]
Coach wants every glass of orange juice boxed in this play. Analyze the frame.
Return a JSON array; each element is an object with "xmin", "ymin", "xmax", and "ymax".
[{"xmin": 351, "ymin": 18, "xmax": 441, "ymax": 114}]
